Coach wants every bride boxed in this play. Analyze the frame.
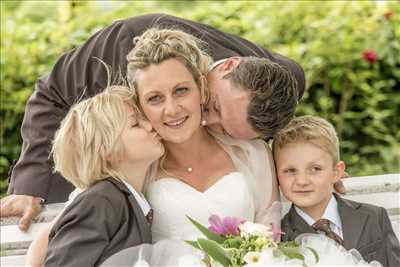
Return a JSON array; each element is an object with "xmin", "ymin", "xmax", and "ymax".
[{"xmin": 27, "ymin": 28, "xmax": 280, "ymax": 266}]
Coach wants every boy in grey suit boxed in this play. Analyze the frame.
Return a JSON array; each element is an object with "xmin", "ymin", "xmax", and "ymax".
[
  {"xmin": 40, "ymin": 86, "xmax": 164, "ymax": 266},
  {"xmin": 45, "ymin": 178, "xmax": 152, "ymax": 266},
  {"xmin": 273, "ymin": 116, "xmax": 400, "ymax": 267}
]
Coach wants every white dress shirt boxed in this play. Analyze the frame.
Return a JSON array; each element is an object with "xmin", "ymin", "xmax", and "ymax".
[
  {"xmin": 295, "ymin": 195, "xmax": 343, "ymax": 238},
  {"xmin": 122, "ymin": 181, "xmax": 152, "ymax": 216}
]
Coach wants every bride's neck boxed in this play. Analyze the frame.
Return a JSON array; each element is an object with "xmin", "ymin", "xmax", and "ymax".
[{"xmin": 163, "ymin": 128, "xmax": 216, "ymax": 168}]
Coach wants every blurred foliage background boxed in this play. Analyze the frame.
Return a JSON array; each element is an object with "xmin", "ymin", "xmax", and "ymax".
[{"xmin": 1, "ymin": 1, "xmax": 399, "ymax": 196}]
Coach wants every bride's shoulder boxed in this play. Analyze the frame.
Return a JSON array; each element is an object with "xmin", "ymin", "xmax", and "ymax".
[
  {"xmin": 242, "ymin": 138, "xmax": 272, "ymax": 155},
  {"xmin": 213, "ymin": 131, "xmax": 270, "ymax": 151},
  {"xmin": 249, "ymin": 138, "xmax": 270, "ymax": 148}
]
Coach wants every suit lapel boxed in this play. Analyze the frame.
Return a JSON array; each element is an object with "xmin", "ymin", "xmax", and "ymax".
[
  {"xmin": 107, "ymin": 178, "xmax": 152, "ymax": 243},
  {"xmin": 287, "ymin": 205, "xmax": 317, "ymax": 238},
  {"xmin": 127, "ymin": 193, "xmax": 152, "ymax": 243},
  {"xmin": 336, "ymin": 194, "xmax": 369, "ymax": 249}
]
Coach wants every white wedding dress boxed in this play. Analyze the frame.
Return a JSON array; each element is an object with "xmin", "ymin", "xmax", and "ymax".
[
  {"xmin": 144, "ymin": 131, "xmax": 282, "ymax": 237},
  {"xmin": 147, "ymin": 172, "xmax": 255, "ymax": 242}
]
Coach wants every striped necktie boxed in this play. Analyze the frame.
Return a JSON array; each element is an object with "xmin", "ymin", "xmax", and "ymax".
[{"xmin": 312, "ymin": 218, "xmax": 344, "ymax": 246}]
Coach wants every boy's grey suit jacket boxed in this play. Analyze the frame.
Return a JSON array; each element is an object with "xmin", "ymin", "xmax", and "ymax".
[
  {"xmin": 44, "ymin": 178, "xmax": 151, "ymax": 267},
  {"xmin": 8, "ymin": 13, "xmax": 305, "ymax": 203},
  {"xmin": 281, "ymin": 194, "xmax": 400, "ymax": 267}
]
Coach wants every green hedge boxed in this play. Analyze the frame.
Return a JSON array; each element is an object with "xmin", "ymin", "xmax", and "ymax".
[{"xmin": 1, "ymin": 1, "xmax": 399, "ymax": 196}]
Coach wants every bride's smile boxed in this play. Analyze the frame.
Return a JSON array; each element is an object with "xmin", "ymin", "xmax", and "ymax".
[{"xmin": 163, "ymin": 115, "xmax": 189, "ymax": 128}]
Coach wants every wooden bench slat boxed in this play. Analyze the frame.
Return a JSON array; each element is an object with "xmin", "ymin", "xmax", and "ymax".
[{"xmin": 0, "ymin": 254, "xmax": 26, "ymax": 266}]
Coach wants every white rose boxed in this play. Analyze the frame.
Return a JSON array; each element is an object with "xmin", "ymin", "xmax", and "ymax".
[{"xmin": 239, "ymin": 222, "xmax": 272, "ymax": 238}]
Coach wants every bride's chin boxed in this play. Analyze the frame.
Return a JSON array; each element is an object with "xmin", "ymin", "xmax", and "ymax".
[{"xmin": 162, "ymin": 132, "xmax": 193, "ymax": 144}]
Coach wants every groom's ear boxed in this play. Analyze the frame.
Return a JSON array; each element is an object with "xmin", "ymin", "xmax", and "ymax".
[{"xmin": 219, "ymin": 57, "xmax": 241, "ymax": 73}]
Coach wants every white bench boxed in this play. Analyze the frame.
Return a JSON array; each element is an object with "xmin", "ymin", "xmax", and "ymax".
[{"xmin": 1, "ymin": 173, "xmax": 399, "ymax": 266}]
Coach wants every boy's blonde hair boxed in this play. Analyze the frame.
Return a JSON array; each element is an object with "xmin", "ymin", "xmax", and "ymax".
[
  {"xmin": 126, "ymin": 28, "xmax": 213, "ymax": 104},
  {"xmin": 51, "ymin": 86, "xmax": 140, "ymax": 190},
  {"xmin": 273, "ymin": 115, "xmax": 340, "ymax": 164}
]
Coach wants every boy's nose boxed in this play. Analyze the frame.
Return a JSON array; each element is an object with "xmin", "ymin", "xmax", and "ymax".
[
  {"xmin": 140, "ymin": 120, "xmax": 153, "ymax": 132},
  {"xmin": 295, "ymin": 174, "xmax": 310, "ymax": 186}
]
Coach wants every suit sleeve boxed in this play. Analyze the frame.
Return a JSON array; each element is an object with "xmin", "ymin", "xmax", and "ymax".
[
  {"xmin": 380, "ymin": 207, "xmax": 400, "ymax": 266},
  {"xmin": 7, "ymin": 20, "xmax": 135, "ymax": 203},
  {"xmin": 44, "ymin": 193, "xmax": 120, "ymax": 267}
]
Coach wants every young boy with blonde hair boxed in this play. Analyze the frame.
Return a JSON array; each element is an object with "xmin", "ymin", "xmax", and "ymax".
[
  {"xmin": 273, "ymin": 115, "xmax": 400, "ymax": 267},
  {"xmin": 28, "ymin": 85, "xmax": 164, "ymax": 267}
]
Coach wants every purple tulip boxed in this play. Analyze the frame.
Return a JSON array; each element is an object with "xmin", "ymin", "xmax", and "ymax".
[
  {"xmin": 208, "ymin": 214, "xmax": 242, "ymax": 236},
  {"xmin": 208, "ymin": 215, "xmax": 225, "ymax": 235}
]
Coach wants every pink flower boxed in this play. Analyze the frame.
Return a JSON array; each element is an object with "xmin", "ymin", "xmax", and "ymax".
[
  {"xmin": 208, "ymin": 215, "xmax": 242, "ymax": 236},
  {"xmin": 271, "ymin": 223, "xmax": 284, "ymax": 242},
  {"xmin": 384, "ymin": 10, "xmax": 394, "ymax": 20},
  {"xmin": 362, "ymin": 49, "xmax": 377, "ymax": 64}
]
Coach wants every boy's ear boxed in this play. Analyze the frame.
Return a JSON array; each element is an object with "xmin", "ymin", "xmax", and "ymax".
[{"xmin": 333, "ymin": 161, "xmax": 346, "ymax": 183}]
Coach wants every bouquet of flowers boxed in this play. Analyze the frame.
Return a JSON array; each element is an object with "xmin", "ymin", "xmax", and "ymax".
[
  {"xmin": 185, "ymin": 215, "xmax": 319, "ymax": 266},
  {"xmin": 100, "ymin": 214, "xmax": 382, "ymax": 267}
]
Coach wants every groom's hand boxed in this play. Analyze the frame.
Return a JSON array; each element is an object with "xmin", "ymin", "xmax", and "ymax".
[
  {"xmin": 334, "ymin": 172, "xmax": 350, "ymax": 194},
  {"xmin": 0, "ymin": 194, "xmax": 42, "ymax": 231}
]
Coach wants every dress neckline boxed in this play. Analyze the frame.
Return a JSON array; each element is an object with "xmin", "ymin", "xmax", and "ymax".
[{"xmin": 150, "ymin": 171, "xmax": 242, "ymax": 194}]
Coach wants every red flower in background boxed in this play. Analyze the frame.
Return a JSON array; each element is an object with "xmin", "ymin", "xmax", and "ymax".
[
  {"xmin": 362, "ymin": 49, "xmax": 377, "ymax": 64},
  {"xmin": 384, "ymin": 10, "xmax": 394, "ymax": 20}
]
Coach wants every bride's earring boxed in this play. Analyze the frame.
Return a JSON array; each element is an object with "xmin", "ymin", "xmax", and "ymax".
[{"xmin": 200, "ymin": 77, "xmax": 209, "ymax": 127}]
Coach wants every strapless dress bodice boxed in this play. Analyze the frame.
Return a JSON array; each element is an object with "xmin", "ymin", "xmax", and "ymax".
[{"xmin": 146, "ymin": 172, "xmax": 255, "ymax": 242}]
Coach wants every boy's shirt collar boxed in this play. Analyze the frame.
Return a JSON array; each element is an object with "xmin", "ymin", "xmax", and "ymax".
[
  {"xmin": 294, "ymin": 194, "xmax": 343, "ymax": 238},
  {"xmin": 122, "ymin": 180, "xmax": 151, "ymax": 216},
  {"xmin": 65, "ymin": 179, "xmax": 152, "ymax": 217}
]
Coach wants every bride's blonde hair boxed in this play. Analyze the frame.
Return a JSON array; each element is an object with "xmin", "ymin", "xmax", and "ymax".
[
  {"xmin": 126, "ymin": 28, "xmax": 213, "ymax": 105},
  {"xmin": 51, "ymin": 85, "xmax": 140, "ymax": 190}
]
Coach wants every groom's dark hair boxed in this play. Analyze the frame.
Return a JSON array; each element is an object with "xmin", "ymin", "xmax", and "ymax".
[{"xmin": 223, "ymin": 57, "xmax": 299, "ymax": 139}]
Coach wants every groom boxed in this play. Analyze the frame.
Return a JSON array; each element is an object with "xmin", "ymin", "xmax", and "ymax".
[{"xmin": 1, "ymin": 13, "xmax": 305, "ymax": 230}]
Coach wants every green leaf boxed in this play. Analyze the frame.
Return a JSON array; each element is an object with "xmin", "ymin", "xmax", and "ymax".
[
  {"xmin": 186, "ymin": 216, "xmax": 226, "ymax": 244},
  {"xmin": 197, "ymin": 238, "xmax": 233, "ymax": 267},
  {"xmin": 279, "ymin": 247, "xmax": 305, "ymax": 262},
  {"xmin": 306, "ymin": 246, "xmax": 319, "ymax": 263}
]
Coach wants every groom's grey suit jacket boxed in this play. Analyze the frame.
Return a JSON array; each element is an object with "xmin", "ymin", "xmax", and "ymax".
[
  {"xmin": 44, "ymin": 178, "xmax": 151, "ymax": 267},
  {"xmin": 8, "ymin": 13, "xmax": 305, "ymax": 203},
  {"xmin": 281, "ymin": 194, "xmax": 400, "ymax": 267}
]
